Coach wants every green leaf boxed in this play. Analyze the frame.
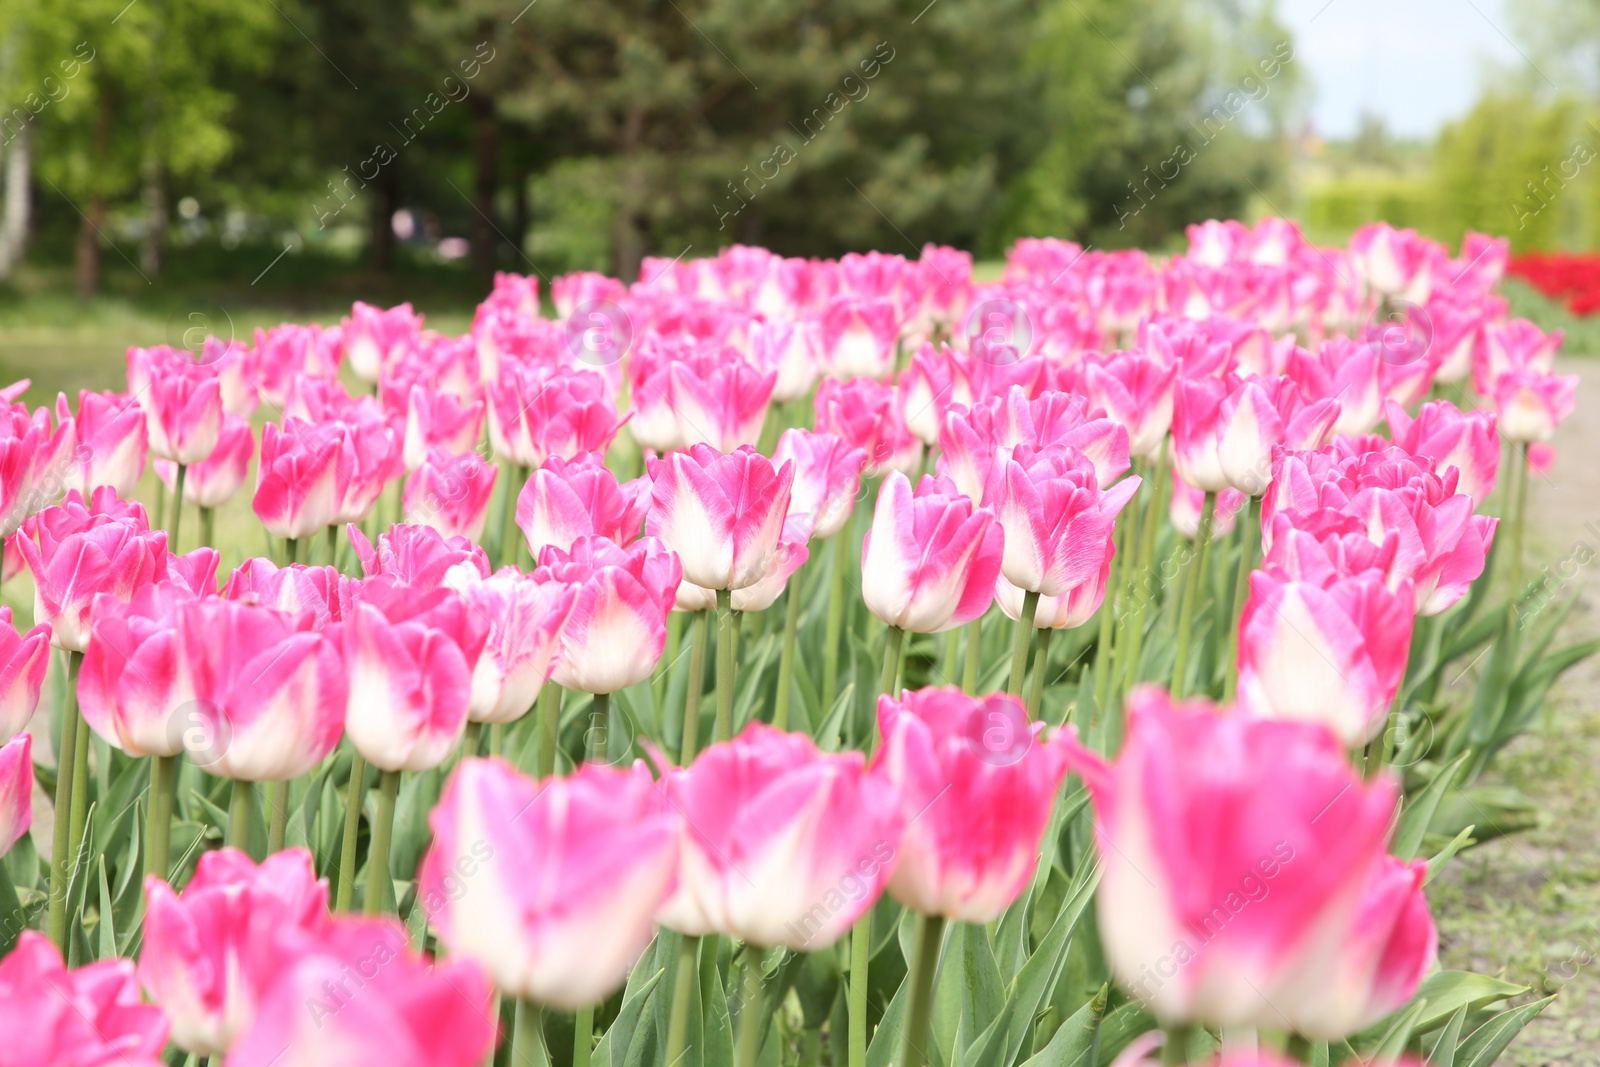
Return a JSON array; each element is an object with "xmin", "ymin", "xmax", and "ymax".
[
  {"xmin": 1394, "ymin": 753, "xmax": 1469, "ymax": 861},
  {"xmin": 1425, "ymin": 827, "xmax": 1476, "ymax": 885},
  {"xmin": 96, "ymin": 856, "xmax": 115, "ymax": 961},
  {"xmin": 593, "ymin": 966, "xmax": 665, "ymax": 1067},
  {"xmin": 1401, "ymin": 972, "xmax": 1526, "ymax": 1036},
  {"xmin": 0, "ymin": 857, "xmax": 24, "ymax": 957},
  {"xmin": 1453, "ymin": 996, "xmax": 1554, "ymax": 1067},
  {"xmin": 1369, "ymin": 996, "xmax": 1427, "ymax": 1058},
  {"xmin": 1424, "ymin": 1005, "xmax": 1468, "ymax": 1067},
  {"xmin": 812, "ymin": 682, "xmax": 856, "ymax": 753},
  {"xmin": 989, "ymin": 861, "xmax": 1102, "ymax": 1067},
  {"xmin": 1090, "ymin": 1002, "xmax": 1156, "ymax": 1066},
  {"xmin": 931, "ymin": 922, "xmax": 1004, "ymax": 1067},
  {"xmin": 700, "ymin": 935, "xmax": 734, "ymax": 1067},
  {"xmin": 1018, "ymin": 984, "xmax": 1106, "ymax": 1067}
]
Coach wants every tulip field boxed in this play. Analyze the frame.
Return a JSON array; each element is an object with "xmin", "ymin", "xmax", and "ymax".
[{"xmin": 0, "ymin": 218, "xmax": 1592, "ymax": 1067}]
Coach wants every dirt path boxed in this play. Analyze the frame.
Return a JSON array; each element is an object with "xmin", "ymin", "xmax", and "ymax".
[{"xmin": 1429, "ymin": 358, "xmax": 1600, "ymax": 1064}]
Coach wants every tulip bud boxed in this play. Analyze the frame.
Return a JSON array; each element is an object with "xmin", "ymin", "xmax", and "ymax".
[
  {"xmin": 157, "ymin": 413, "xmax": 255, "ymax": 508},
  {"xmin": 646, "ymin": 444, "xmax": 792, "ymax": 591},
  {"xmin": 0, "ymin": 607, "xmax": 51, "ymax": 744},
  {"xmin": 0, "ymin": 932, "xmax": 169, "ymax": 1064},
  {"xmin": 0, "ymin": 733, "xmax": 31, "ymax": 857},
  {"xmin": 404, "ymin": 448, "xmax": 498, "ymax": 542},
  {"xmin": 516, "ymin": 452, "xmax": 648, "ymax": 560},
  {"xmin": 536, "ymin": 535, "xmax": 681, "ymax": 694},
  {"xmin": 862, "ymin": 472, "xmax": 1003, "ymax": 634}
]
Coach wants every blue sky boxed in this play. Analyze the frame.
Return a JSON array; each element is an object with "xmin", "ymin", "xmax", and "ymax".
[{"xmin": 1279, "ymin": 0, "xmax": 1532, "ymax": 139}]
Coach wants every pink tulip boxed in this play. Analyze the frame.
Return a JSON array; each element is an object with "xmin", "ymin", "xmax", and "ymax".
[
  {"xmin": 226, "ymin": 915, "xmax": 494, "ymax": 1067},
  {"xmin": 139, "ymin": 848, "xmax": 329, "ymax": 1055},
  {"xmin": 872, "ymin": 689, "xmax": 1070, "ymax": 920},
  {"xmin": 1062, "ymin": 687, "xmax": 1411, "ymax": 1033},
  {"xmin": 253, "ymin": 323, "xmax": 342, "ymax": 406},
  {"xmin": 332, "ymin": 410, "xmax": 404, "ymax": 526},
  {"xmin": 342, "ymin": 301, "xmax": 423, "ymax": 383},
  {"xmin": 348, "ymin": 522, "xmax": 491, "ymax": 591},
  {"xmin": 1081, "ymin": 353, "xmax": 1178, "ymax": 459},
  {"xmin": 535, "ymin": 535, "xmax": 681, "ymax": 693},
  {"xmin": 1170, "ymin": 375, "xmax": 1234, "ymax": 494},
  {"xmin": 1173, "ymin": 375, "xmax": 1338, "ymax": 496},
  {"xmin": 156, "ymin": 413, "xmax": 254, "ymax": 508},
  {"xmin": 986, "ymin": 443, "xmax": 1140, "ymax": 597},
  {"xmin": 862, "ymin": 472, "xmax": 1003, "ymax": 633},
  {"xmin": 0, "ymin": 399, "xmax": 76, "ymax": 538},
  {"xmin": 169, "ymin": 546, "xmax": 221, "ymax": 597},
  {"xmin": 991, "ymin": 386, "xmax": 1132, "ymax": 489},
  {"xmin": 17, "ymin": 490, "xmax": 168, "ymax": 651},
  {"xmin": 814, "ymin": 376, "xmax": 922, "ymax": 478},
  {"xmin": 1474, "ymin": 317, "xmax": 1562, "ymax": 395},
  {"xmin": 399, "ymin": 384, "xmax": 485, "ymax": 471},
  {"xmin": 253, "ymin": 420, "xmax": 344, "ymax": 540},
  {"xmin": 1284, "ymin": 339, "xmax": 1383, "ymax": 436},
  {"xmin": 224, "ymin": 559, "xmax": 350, "ymax": 628},
  {"xmin": 646, "ymin": 444, "xmax": 792, "ymax": 591},
  {"xmin": 403, "ymin": 447, "xmax": 498, "ymax": 542},
  {"xmin": 459, "ymin": 569, "xmax": 577, "ymax": 723},
  {"xmin": 487, "ymin": 363, "xmax": 623, "ymax": 468},
  {"xmin": 658, "ymin": 724, "xmax": 901, "ymax": 949},
  {"xmin": 1493, "ymin": 369, "xmax": 1578, "ymax": 443},
  {"xmin": 344, "ymin": 578, "xmax": 489, "ymax": 772},
  {"xmin": 1350, "ymin": 222, "xmax": 1436, "ymax": 303},
  {"xmin": 1169, "ymin": 471, "xmax": 1246, "ymax": 541},
  {"xmin": 421, "ymin": 758, "xmax": 678, "ymax": 1007},
  {"xmin": 77, "ymin": 583, "xmax": 194, "ymax": 758},
  {"xmin": 58, "ymin": 390, "xmax": 146, "ymax": 497},
  {"xmin": 0, "ymin": 732, "xmax": 31, "ymax": 856},
  {"xmin": 665, "ymin": 348, "xmax": 776, "ymax": 452},
  {"xmin": 1384, "ymin": 399, "xmax": 1499, "ymax": 507},
  {"xmin": 749, "ymin": 316, "xmax": 820, "ymax": 402},
  {"xmin": 722, "ymin": 532, "xmax": 809, "ymax": 612},
  {"xmin": 1238, "ymin": 528, "xmax": 1414, "ymax": 744},
  {"xmin": 773, "ymin": 428, "xmax": 868, "ymax": 540},
  {"xmin": 0, "ymin": 931, "xmax": 169, "ymax": 1066},
  {"xmin": 0, "ymin": 607, "xmax": 51, "ymax": 743},
  {"xmin": 135, "ymin": 345, "xmax": 225, "ymax": 464},
  {"xmin": 516, "ymin": 452, "xmax": 648, "ymax": 559},
  {"xmin": 820, "ymin": 294, "xmax": 899, "ymax": 379}
]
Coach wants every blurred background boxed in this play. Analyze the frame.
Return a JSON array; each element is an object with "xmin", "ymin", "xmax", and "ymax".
[{"xmin": 0, "ymin": 0, "xmax": 1593, "ymax": 392}]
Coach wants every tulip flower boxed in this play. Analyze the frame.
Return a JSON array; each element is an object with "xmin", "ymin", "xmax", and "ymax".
[
  {"xmin": 139, "ymin": 848, "xmax": 330, "ymax": 1056},
  {"xmin": 1350, "ymin": 222, "xmax": 1437, "ymax": 304},
  {"xmin": 58, "ymin": 389, "xmax": 146, "ymax": 498},
  {"xmin": 991, "ymin": 386, "xmax": 1132, "ymax": 489},
  {"xmin": 820, "ymin": 294, "xmax": 899, "ymax": 379},
  {"xmin": 773, "ymin": 428, "xmax": 868, "ymax": 540},
  {"xmin": 1493, "ymin": 369, "xmax": 1578, "ymax": 443},
  {"xmin": 1173, "ymin": 375, "xmax": 1339, "ymax": 497},
  {"xmin": 1384, "ymin": 399, "xmax": 1499, "ymax": 507},
  {"xmin": 814, "ymin": 376, "xmax": 922, "ymax": 478},
  {"xmin": 666, "ymin": 348, "xmax": 777, "ymax": 452},
  {"xmin": 1284, "ymin": 339, "xmax": 1383, "ymax": 437},
  {"xmin": 344, "ymin": 578, "xmax": 489, "ymax": 772},
  {"xmin": 226, "ymin": 915, "xmax": 494, "ymax": 1067},
  {"xmin": 516, "ymin": 451, "xmax": 648, "ymax": 559},
  {"xmin": 1062, "ymin": 687, "xmax": 1411, "ymax": 1034},
  {"xmin": 18, "ymin": 491, "xmax": 168, "ymax": 652},
  {"xmin": 1237, "ymin": 528, "xmax": 1414, "ymax": 744},
  {"xmin": 872, "ymin": 689, "xmax": 1070, "ymax": 920},
  {"xmin": 658, "ymin": 724, "xmax": 902, "ymax": 949},
  {"xmin": 0, "ymin": 732, "xmax": 31, "ymax": 856},
  {"xmin": 995, "ymin": 563, "xmax": 1108, "ymax": 632},
  {"xmin": 728, "ymin": 533, "xmax": 810, "ymax": 612},
  {"xmin": 487, "ymin": 362, "xmax": 624, "ymax": 468},
  {"xmin": 156, "ymin": 413, "xmax": 255, "ymax": 508},
  {"xmin": 460, "ymin": 569, "xmax": 577, "ymax": 724},
  {"xmin": 348, "ymin": 522, "xmax": 491, "ymax": 592},
  {"xmin": 137, "ymin": 346, "xmax": 225, "ymax": 465},
  {"xmin": 0, "ymin": 400, "xmax": 76, "ymax": 538},
  {"xmin": 536, "ymin": 535, "xmax": 681, "ymax": 694},
  {"xmin": 749, "ymin": 316, "xmax": 820, "ymax": 402},
  {"xmin": 1474, "ymin": 317, "xmax": 1562, "ymax": 395},
  {"xmin": 0, "ymin": 606, "xmax": 51, "ymax": 744},
  {"xmin": 400, "ymin": 384, "xmax": 485, "ymax": 471},
  {"xmin": 78, "ymin": 583, "xmax": 193, "ymax": 759},
  {"xmin": 342, "ymin": 301, "xmax": 422, "ymax": 383},
  {"xmin": 1169, "ymin": 472, "xmax": 1246, "ymax": 541},
  {"xmin": 862, "ymin": 472, "xmax": 1003, "ymax": 633},
  {"xmin": 0, "ymin": 931, "xmax": 169, "ymax": 1066},
  {"xmin": 254, "ymin": 323, "xmax": 343, "ymax": 406},
  {"xmin": 421, "ymin": 758, "xmax": 678, "ymax": 1007},
  {"xmin": 986, "ymin": 443, "xmax": 1140, "ymax": 597},
  {"xmin": 253, "ymin": 419, "xmax": 344, "ymax": 540},
  {"xmin": 1081, "ymin": 352, "xmax": 1178, "ymax": 459},
  {"xmin": 224, "ymin": 559, "xmax": 349, "ymax": 628},
  {"xmin": 403, "ymin": 447, "xmax": 498, "ymax": 542},
  {"xmin": 331, "ymin": 411, "xmax": 403, "ymax": 526},
  {"xmin": 646, "ymin": 444, "xmax": 793, "ymax": 591}
]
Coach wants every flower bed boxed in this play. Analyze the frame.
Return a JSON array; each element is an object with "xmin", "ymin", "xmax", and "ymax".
[{"xmin": 0, "ymin": 219, "xmax": 1584, "ymax": 1067}]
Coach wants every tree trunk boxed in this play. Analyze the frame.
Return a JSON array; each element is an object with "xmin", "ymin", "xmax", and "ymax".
[
  {"xmin": 510, "ymin": 163, "xmax": 530, "ymax": 267},
  {"xmin": 470, "ymin": 91, "xmax": 499, "ymax": 284},
  {"xmin": 0, "ymin": 126, "xmax": 31, "ymax": 278},
  {"xmin": 369, "ymin": 167, "xmax": 397, "ymax": 274},
  {"xmin": 75, "ymin": 195, "xmax": 106, "ymax": 298}
]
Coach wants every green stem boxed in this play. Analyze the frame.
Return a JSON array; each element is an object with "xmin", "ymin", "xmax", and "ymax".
[
  {"xmin": 66, "ymin": 654, "xmax": 89, "ymax": 876},
  {"xmin": 325, "ymin": 524, "xmax": 338, "ymax": 569},
  {"xmin": 962, "ymin": 617, "xmax": 982, "ymax": 692},
  {"xmin": 716, "ymin": 588, "xmax": 736, "ymax": 742},
  {"xmin": 773, "ymin": 582, "xmax": 803, "ymax": 730},
  {"xmin": 1222, "ymin": 496, "xmax": 1261, "ymax": 704},
  {"xmin": 536, "ymin": 685, "xmax": 561, "ymax": 778},
  {"xmin": 573, "ymin": 1004, "xmax": 595, "ymax": 1067},
  {"xmin": 1093, "ymin": 528, "xmax": 1122, "ymax": 714},
  {"xmin": 363, "ymin": 769, "xmax": 401, "ymax": 914},
  {"xmin": 228, "ymin": 778, "xmax": 253, "ymax": 851},
  {"xmin": 898, "ymin": 913, "xmax": 947, "ymax": 1067},
  {"xmin": 1120, "ymin": 441, "xmax": 1169, "ymax": 702},
  {"xmin": 1285, "ymin": 1033, "xmax": 1312, "ymax": 1064},
  {"xmin": 588, "ymin": 691, "xmax": 610, "ymax": 762},
  {"xmin": 499, "ymin": 463, "xmax": 528, "ymax": 570},
  {"xmin": 267, "ymin": 779, "xmax": 289, "ymax": 853},
  {"xmin": 285, "ymin": 536, "xmax": 300, "ymax": 566},
  {"xmin": 462, "ymin": 720, "xmax": 484, "ymax": 761},
  {"xmin": 1162, "ymin": 1024, "xmax": 1194, "ymax": 1066},
  {"xmin": 199, "ymin": 506, "xmax": 215, "ymax": 550},
  {"xmin": 1507, "ymin": 442, "xmax": 1529, "ymax": 605},
  {"xmin": 1171, "ymin": 493, "xmax": 1214, "ymax": 698},
  {"xmin": 47, "ymin": 658, "xmax": 81, "ymax": 949},
  {"xmin": 681, "ymin": 611, "xmax": 708, "ymax": 764},
  {"xmin": 510, "ymin": 1000, "xmax": 545, "ymax": 1067},
  {"xmin": 664, "ymin": 935, "xmax": 701, "ymax": 1067},
  {"xmin": 335, "ymin": 750, "xmax": 367, "ymax": 910},
  {"xmin": 170, "ymin": 463, "xmax": 187, "ymax": 551},
  {"xmin": 821, "ymin": 532, "xmax": 849, "ymax": 708},
  {"xmin": 941, "ymin": 629, "xmax": 961, "ymax": 682},
  {"xmin": 735, "ymin": 946, "xmax": 768, "ymax": 1067},
  {"xmin": 1007, "ymin": 590, "xmax": 1040, "ymax": 698},
  {"xmin": 146, "ymin": 754, "xmax": 177, "ymax": 882},
  {"xmin": 1028, "ymin": 627, "xmax": 1054, "ymax": 720}
]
